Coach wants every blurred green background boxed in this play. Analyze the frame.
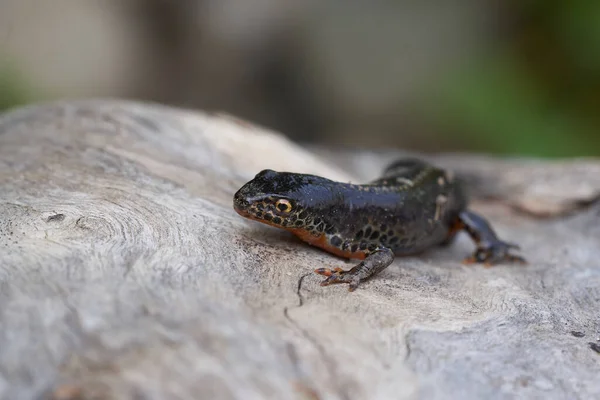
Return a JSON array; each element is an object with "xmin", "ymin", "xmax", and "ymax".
[{"xmin": 0, "ymin": 0, "xmax": 599, "ymax": 157}]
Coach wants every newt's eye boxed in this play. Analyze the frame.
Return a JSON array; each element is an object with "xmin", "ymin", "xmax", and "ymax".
[{"xmin": 275, "ymin": 199, "xmax": 293, "ymax": 213}]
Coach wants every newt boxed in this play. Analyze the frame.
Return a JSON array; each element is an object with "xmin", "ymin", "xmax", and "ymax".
[{"xmin": 233, "ymin": 158, "xmax": 525, "ymax": 291}]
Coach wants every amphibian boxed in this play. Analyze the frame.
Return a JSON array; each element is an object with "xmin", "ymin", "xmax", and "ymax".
[{"xmin": 233, "ymin": 158, "xmax": 525, "ymax": 291}]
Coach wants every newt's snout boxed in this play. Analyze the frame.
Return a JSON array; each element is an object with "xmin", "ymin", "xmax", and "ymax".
[{"xmin": 233, "ymin": 188, "xmax": 251, "ymax": 215}]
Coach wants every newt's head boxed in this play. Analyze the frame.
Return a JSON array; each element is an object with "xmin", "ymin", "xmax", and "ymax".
[{"xmin": 233, "ymin": 169, "xmax": 336, "ymax": 230}]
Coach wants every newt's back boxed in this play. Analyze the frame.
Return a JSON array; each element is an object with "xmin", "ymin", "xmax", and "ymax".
[{"xmin": 233, "ymin": 158, "xmax": 466, "ymax": 259}]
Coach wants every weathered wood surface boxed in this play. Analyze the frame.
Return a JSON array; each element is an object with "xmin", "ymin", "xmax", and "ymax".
[{"xmin": 0, "ymin": 100, "xmax": 599, "ymax": 400}]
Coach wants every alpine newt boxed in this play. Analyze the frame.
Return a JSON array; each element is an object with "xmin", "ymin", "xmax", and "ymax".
[{"xmin": 233, "ymin": 158, "xmax": 525, "ymax": 291}]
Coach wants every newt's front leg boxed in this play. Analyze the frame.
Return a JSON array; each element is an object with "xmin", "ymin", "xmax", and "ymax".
[
  {"xmin": 314, "ymin": 247, "xmax": 394, "ymax": 291},
  {"xmin": 456, "ymin": 210, "xmax": 526, "ymax": 266}
]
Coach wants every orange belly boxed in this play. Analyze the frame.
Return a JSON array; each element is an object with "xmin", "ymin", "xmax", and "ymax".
[
  {"xmin": 235, "ymin": 208, "xmax": 366, "ymax": 260},
  {"xmin": 288, "ymin": 228, "xmax": 367, "ymax": 260}
]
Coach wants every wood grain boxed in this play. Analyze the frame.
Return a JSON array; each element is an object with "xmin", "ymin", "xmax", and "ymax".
[{"xmin": 0, "ymin": 100, "xmax": 598, "ymax": 400}]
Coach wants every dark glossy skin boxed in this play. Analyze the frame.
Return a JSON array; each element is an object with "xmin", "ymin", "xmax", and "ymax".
[{"xmin": 233, "ymin": 158, "xmax": 525, "ymax": 291}]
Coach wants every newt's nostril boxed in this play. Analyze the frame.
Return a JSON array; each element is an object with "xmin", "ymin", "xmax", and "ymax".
[{"xmin": 233, "ymin": 191, "xmax": 250, "ymax": 210}]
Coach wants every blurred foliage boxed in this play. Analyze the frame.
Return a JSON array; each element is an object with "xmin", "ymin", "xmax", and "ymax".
[
  {"xmin": 425, "ymin": 0, "xmax": 600, "ymax": 158},
  {"xmin": 0, "ymin": 1, "xmax": 598, "ymax": 158},
  {"xmin": 426, "ymin": 55, "xmax": 598, "ymax": 157},
  {"xmin": 0, "ymin": 59, "xmax": 31, "ymax": 112}
]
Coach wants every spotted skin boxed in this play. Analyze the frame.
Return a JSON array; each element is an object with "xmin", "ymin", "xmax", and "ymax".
[{"xmin": 233, "ymin": 158, "xmax": 526, "ymax": 291}]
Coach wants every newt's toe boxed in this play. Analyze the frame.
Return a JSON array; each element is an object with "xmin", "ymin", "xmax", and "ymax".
[
  {"xmin": 464, "ymin": 240, "xmax": 527, "ymax": 266},
  {"xmin": 462, "ymin": 256, "xmax": 477, "ymax": 265},
  {"xmin": 314, "ymin": 267, "xmax": 361, "ymax": 291},
  {"xmin": 314, "ymin": 267, "xmax": 344, "ymax": 277},
  {"xmin": 507, "ymin": 254, "xmax": 528, "ymax": 265}
]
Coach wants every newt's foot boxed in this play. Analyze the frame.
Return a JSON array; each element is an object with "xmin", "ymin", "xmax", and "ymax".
[
  {"xmin": 314, "ymin": 248, "xmax": 395, "ymax": 292},
  {"xmin": 314, "ymin": 267, "xmax": 362, "ymax": 291},
  {"xmin": 463, "ymin": 240, "xmax": 527, "ymax": 266}
]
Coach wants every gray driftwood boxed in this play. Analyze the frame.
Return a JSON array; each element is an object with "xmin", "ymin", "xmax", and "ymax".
[{"xmin": 0, "ymin": 100, "xmax": 598, "ymax": 400}]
